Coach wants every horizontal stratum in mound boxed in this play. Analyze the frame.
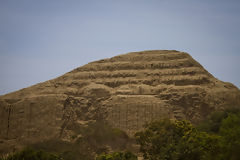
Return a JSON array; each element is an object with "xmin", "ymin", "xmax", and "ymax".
[{"xmin": 0, "ymin": 50, "xmax": 240, "ymax": 151}]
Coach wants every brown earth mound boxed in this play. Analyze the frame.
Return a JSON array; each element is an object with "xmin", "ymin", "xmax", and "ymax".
[{"xmin": 0, "ymin": 50, "xmax": 240, "ymax": 152}]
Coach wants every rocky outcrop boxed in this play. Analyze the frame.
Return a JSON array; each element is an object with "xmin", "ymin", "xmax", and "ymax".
[{"xmin": 0, "ymin": 50, "xmax": 240, "ymax": 152}]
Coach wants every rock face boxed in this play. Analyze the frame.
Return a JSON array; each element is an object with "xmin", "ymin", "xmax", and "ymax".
[{"xmin": 0, "ymin": 50, "xmax": 240, "ymax": 151}]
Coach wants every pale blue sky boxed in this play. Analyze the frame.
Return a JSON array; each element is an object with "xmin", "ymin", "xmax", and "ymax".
[{"xmin": 0, "ymin": 0, "xmax": 240, "ymax": 95}]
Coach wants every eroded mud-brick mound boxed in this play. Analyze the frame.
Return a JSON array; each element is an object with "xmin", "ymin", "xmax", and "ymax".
[{"xmin": 0, "ymin": 50, "xmax": 240, "ymax": 152}]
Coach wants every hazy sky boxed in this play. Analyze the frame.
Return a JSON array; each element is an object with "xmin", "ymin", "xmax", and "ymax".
[{"xmin": 0, "ymin": 0, "xmax": 240, "ymax": 95}]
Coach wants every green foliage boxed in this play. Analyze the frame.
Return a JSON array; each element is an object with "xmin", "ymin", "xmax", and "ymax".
[
  {"xmin": 197, "ymin": 108, "xmax": 240, "ymax": 133},
  {"xmin": 0, "ymin": 148, "xmax": 61, "ymax": 160},
  {"xmin": 96, "ymin": 151, "xmax": 137, "ymax": 160},
  {"xmin": 219, "ymin": 112, "xmax": 240, "ymax": 144},
  {"xmin": 30, "ymin": 137, "xmax": 99, "ymax": 160},
  {"xmin": 218, "ymin": 112, "xmax": 240, "ymax": 160},
  {"xmin": 135, "ymin": 109, "xmax": 240, "ymax": 160},
  {"xmin": 2, "ymin": 109, "xmax": 240, "ymax": 160},
  {"xmin": 29, "ymin": 121, "xmax": 130, "ymax": 160},
  {"xmin": 197, "ymin": 111, "xmax": 227, "ymax": 133},
  {"xmin": 197, "ymin": 109, "xmax": 240, "ymax": 160},
  {"xmin": 135, "ymin": 119, "xmax": 220, "ymax": 160},
  {"xmin": 72, "ymin": 121, "xmax": 130, "ymax": 153}
]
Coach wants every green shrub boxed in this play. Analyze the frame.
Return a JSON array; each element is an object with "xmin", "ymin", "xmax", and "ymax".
[
  {"xmin": 28, "ymin": 121, "xmax": 130, "ymax": 160},
  {"xmin": 218, "ymin": 112, "xmax": 240, "ymax": 160},
  {"xmin": 96, "ymin": 151, "xmax": 137, "ymax": 160},
  {"xmin": 0, "ymin": 148, "xmax": 61, "ymax": 160},
  {"xmin": 197, "ymin": 108, "xmax": 240, "ymax": 133},
  {"xmin": 197, "ymin": 109, "xmax": 240, "ymax": 159},
  {"xmin": 135, "ymin": 119, "xmax": 220, "ymax": 160},
  {"xmin": 73, "ymin": 121, "xmax": 130, "ymax": 150}
]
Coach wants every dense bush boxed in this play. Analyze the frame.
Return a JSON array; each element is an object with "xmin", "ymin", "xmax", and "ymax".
[
  {"xmin": 217, "ymin": 112, "xmax": 240, "ymax": 160},
  {"xmin": 197, "ymin": 109, "xmax": 240, "ymax": 160},
  {"xmin": 96, "ymin": 151, "xmax": 137, "ymax": 160},
  {"xmin": 135, "ymin": 109, "xmax": 240, "ymax": 160},
  {"xmin": 135, "ymin": 119, "xmax": 219, "ymax": 160},
  {"xmin": 0, "ymin": 148, "xmax": 61, "ymax": 160},
  {"xmin": 75, "ymin": 121, "xmax": 129, "ymax": 151},
  {"xmin": 2, "ymin": 110, "xmax": 240, "ymax": 160},
  {"xmin": 28, "ymin": 121, "xmax": 131, "ymax": 160},
  {"xmin": 197, "ymin": 108, "xmax": 240, "ymax": 133}
]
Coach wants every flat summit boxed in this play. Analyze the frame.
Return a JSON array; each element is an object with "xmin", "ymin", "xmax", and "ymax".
[{"xmin": 1, "ymin": 50, "xmax": 240, "ymax": 151}]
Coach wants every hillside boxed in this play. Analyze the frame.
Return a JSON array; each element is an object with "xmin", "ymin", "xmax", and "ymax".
[{"xmin": 0, "ymin": 50, "xmax": 240, "ymax": 153}]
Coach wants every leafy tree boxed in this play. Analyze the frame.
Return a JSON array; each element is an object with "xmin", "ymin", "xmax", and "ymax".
[
  {"xmin": 218, "ymin": 112, "xmax": 240, "ymax": 160},
  {"xmin": 96, "ymin": 151, "xmax": 137, "ymax": 160},
  {"xmin": 29, "ymin": 121, "xmax": 131, "ymax": 160},
  {"xmin": 135, "ymin": 119, "xmax": 220, "ymax": 160},
  {"xmin": 0, "ymin": 148, "xmax": 61, "ymax": 160},
  {"xmin": 197, "ymin": 108, "xmax": 240, "ymax": 133},
  {"xmin": 72, "ymin": 121, "xmax": 130, "ymax": 151},
  {"xmin": 197, "ymin": 109, "xmax": 240, "ymax": 160},
  {"xmin": 197, "ymin": 111, "xmax": 228, "ymax": 133}
]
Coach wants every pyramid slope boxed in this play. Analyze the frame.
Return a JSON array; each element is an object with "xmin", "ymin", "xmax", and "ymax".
[{"xmin": 0, "ymin": 50, "xmax": 240, "ymax": 152}]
